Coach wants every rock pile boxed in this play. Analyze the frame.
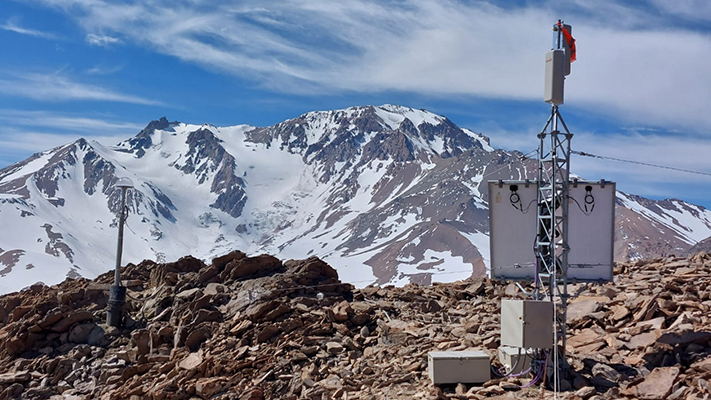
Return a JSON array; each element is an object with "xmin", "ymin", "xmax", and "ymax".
[
  {"xmin": 564, "ymin": 252, "xmax": 711, "ymax": 400},
  {"xmin": 0, "ymin": 250, "xmax": 708, "ymax": 399}
]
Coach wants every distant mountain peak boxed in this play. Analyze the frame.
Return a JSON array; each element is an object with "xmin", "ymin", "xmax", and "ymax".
[
  {"xmin": 114, "ymin": 116, "xmax": 179, "ymax": 157},
  {"xmin": 0, "ymin": 105, "xmax": 710, "ymax": 294}
]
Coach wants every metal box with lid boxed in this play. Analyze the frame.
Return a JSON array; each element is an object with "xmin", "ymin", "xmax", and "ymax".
[
  {"xmin": 427, "ymin": 350, "xmax": 491, "ymax": 384},
  {"xmin": 498, "ymin": 346, "xmax": 531, "ymax": 375},
  {"xmin": 500, "ymin": 299, "xmax": 554, "ymax": 349}
]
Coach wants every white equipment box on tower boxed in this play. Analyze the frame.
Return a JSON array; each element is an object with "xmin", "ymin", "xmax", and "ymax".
[
  {"xmin": 500, "ymin": 299, "xmax": 554, "ymax": 349},
  {"xmin": 428, "ymin": 351, "xmax": 491, "ymax": 384},
  {"xmin": 544, "ymin": 49, "xmax": 565, "ymax": 105}
]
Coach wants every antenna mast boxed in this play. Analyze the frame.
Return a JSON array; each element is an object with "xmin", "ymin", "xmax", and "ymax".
[{"xmin": 535, "ymin": 19, "xmax": 574, "ymax": 391}]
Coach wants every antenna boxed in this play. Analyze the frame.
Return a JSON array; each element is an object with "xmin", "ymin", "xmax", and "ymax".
[
  {"xmin": 488, "ymin": 21, "xmax": 617, "ymax": 392},
  {"xmin": 544, "ymin": 21, "xmax": 574, "ymax": 105},
  {"xmin": 488, "ymin": 20, "xmax": 592, "ymax": 393},
  {"xmin": 536, "ymin": 19, "xmax": 575, "ymax": 391}
]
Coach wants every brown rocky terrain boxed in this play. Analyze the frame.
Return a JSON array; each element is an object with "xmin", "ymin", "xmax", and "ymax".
[
  {"xmin": 686, "ymin": 236, "xmax": 711, "ymax": 256},
  {"xmin": 0, "ymin": 250, "xmax": 709, "ymax": 399}
]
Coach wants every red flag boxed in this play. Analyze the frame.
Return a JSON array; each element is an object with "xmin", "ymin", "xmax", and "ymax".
[{"xmin": 557, "ymin": 22, "xmax": 576, "ymax": 62}]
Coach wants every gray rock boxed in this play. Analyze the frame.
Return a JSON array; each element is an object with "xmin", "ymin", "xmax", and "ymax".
[{"xmin": 68, "ymin": 323, "xmax": 97, "ymax": 344}]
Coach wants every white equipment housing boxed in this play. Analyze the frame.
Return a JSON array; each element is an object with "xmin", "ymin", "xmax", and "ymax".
[
  {"xmin": 544, "ymin": 49, "xmax": 565, "ymax": 105},
  {"xmin": 500, "ymin": 299, "xmax": 554, "ymax": 349},
  {"xmin": 488, "ymin": 180, "xmax": 615, "ymax": 282},
  {"xmin": 499, "ymin": 346, "xmax": 531, "ymax": 375},
  {"xmin": 428, "ymin": 351, "xmax": 491, "ymax": 384}
]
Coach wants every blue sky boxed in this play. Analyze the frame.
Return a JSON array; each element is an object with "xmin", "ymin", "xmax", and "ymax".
[{"xmin": 1, "ymin": 0, "xmax": 711, "ymax": 208}]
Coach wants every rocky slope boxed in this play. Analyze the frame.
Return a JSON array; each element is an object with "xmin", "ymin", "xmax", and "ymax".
[
  {"xmin": 615, "ymin": 193, "xmax": 711, "ymax": 261},
  {"xmin": 0, "ymin": 250, "xmax": 709, "ymax": 399},
  {"xmin": 686, "ymin": 236, "xmax": 711, "ymax": 256}
]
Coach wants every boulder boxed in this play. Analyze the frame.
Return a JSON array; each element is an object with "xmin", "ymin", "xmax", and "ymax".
[
  {"xmin": 179, "ymin": 351, "xmax": 203, "ymax": 370},
  {"xmin": 632, "ymin": 366, "xmax": 679, "ymax": 400},
  {"xmin": 50, "ymin": 310, "xmax": 93, "ymax": 333}
]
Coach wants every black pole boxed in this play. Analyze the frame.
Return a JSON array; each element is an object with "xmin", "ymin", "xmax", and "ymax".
[{"xmin": 107, "ymin": 186, "xmax": 128, "ymax": 327}]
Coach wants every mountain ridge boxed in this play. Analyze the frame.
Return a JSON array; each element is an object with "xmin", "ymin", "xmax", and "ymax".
[{"xmin": 0, "ymin": 104, "xmax": 710, "ymax": 294}]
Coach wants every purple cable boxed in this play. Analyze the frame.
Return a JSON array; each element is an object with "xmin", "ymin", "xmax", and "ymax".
[
  {"xmin": 520, "ymin": 362, "xmax": 544, "ymax": 388},
  {"xmin": 520, "ymin": 350, "xmax": 549, "ymax": 389},
  {"xmin": 508, "ymin": 367, "xmax": 532, "ymax": 377}
]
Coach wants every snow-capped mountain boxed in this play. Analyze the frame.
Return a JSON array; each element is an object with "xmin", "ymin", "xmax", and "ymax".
[
  {"xmin": 0, "ymin": 105, "xmax": 710, "ymax": 294},
  {"xmin": 615, "ymin": 193, "xmax": 711, "ymax": 260}
]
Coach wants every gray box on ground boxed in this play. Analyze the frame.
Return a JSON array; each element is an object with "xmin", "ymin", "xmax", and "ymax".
[
  {"xmin": 428, "ymin": 351, "xmax": 491, "ymax": 385},
  {"xmin": 498, "ymin": 346, "xmax": 530, "ymax": 375},
  {"xmin": 500, "ymin": 299, "xmax": 554, "ymax": 349}
]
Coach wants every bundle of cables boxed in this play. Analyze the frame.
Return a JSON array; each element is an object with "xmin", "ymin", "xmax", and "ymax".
[{"xmin": 491, "ymin": 349, "xmax": 551, "ymax": 389}]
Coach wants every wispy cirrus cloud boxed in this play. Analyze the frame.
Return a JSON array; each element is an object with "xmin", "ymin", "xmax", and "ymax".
[
  {"xmin": 0, "ymin": 129, "xmax": 129, "ymax": 167},
  {"xmin": 27, "ymin": 0, "xmax": 711, "ymax": 135},
  {"xmin": 85, "ymin": 33, "xmax": 121, "ymax": 47},
  {"xmin": 486, "ymin": 121, "xmax": 711, "ymax": 201},
  {"xmin": 0, "ymin": 72, "xmax": 162, "ymax": 105},
  {"xmin": 0, "ymin": 110, "xmax": 143, "ymax": 134},
  {"xmin": 648, "ymin": 0, "xmax": 711, "ymax": 22},
  {"xmin": 0, "ymin": 110, "xmax": 142, "ymax": 166},
  {"xmin": 86, "ymin": 64, "xmax": 123, "ymax": 75},
  {"xmin": 26, "ymin": 0, "xmax": 551, "ymax": 95},
  {"xmin": 0, "ymin": 18, "xmax": 59, "ymax": 39},
  {"xmin": 571, "ymin": 130, "xmax": 711, "ymax": 206}
]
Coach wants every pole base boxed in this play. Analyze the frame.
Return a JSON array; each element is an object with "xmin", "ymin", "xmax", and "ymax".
[{"xmin": 107, "ymin": 285, "xmax": 127, "ymax": 327}]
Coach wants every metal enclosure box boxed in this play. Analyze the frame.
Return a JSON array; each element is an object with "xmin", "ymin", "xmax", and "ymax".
[
  {"xmin": 544, "ymin": 49, "xmax": 565, "ymax": 105},
  {"xmin": 500, "ymin": 299, "xmax": 553, "ymax": 349},
  {"xmin": 488, "ymin": 180, "xmax": 537, "ymax": 279},
  {"xmin": 489, "ymin": 180, "xmax": 616, "ymax": 282},
  {"xmin": 499, "ymin": 346, "xmax": 529, "ymax": 375},
  {"xmin": 428, "ymin": 351, "xmax": 491, "ymax": 384},
  {"xmin": 566, "ymin": 181, "xmax": 616, "ymax": 282}
]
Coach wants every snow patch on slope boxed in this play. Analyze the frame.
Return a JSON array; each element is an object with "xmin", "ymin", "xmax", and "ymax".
[
  {"xmin": 617, "ymin": 192, "xmax": 711, "ymax": 244},
  {"xmin": 377, "ymin": 105, "xmax": 444, "ymax": 129}
]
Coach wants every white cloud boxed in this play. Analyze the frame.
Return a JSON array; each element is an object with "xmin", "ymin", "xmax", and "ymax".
[
  {"xmin": 0, "ymin": 110, "xmax": 142, "ymax": 166},
  {"xmin": 28, "ymin": 0, "xmax": 711, "ymax": 134},
  {"xmin": 0, "ymin": 110, "xmax": 143, "ymax": 133},
  {"xmin": 86, "ymin": 64, "xmax": 123, "ymax": 75},
  {"xmin": 486, "ymin": 124, "xmax": 711, "ymax": 205},
  {"xmin": 0, "ymin": 129, "xmax": 129, "ymax": 167},
  {"xmin": 29, "ymin": 1, "xmax": 551, "ymax": 94},
  {"xmin": 0, "ymin": 130, "xmax": 85, "ymax": 153},
  {"xmin": 649, "ymin": 0, "xmax": 711, "ymax": 22},
  {"xmin": 566, "ymin": 26, "xmax": 711, "ymax": 131},
  {"xmin": 0, "ymin": 19, "xmax": 58, "ymax": 39},
  {"xmin": 571, "ymin": 131, "xmax": 711, "ymax": 185},
  {"xmin": 0, "ymin": 72, "xmax": 162, "ymax": 105},
  {"xmin": 85, "ymin": 33, "xmax": 121, "ymax": 46}
]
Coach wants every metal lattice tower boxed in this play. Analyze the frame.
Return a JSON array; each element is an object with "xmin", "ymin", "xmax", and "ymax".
[
  {"xmin": 534, "ymin": 20, "xmax": 574, "ymax": 391},
  {"xmin": 535, "ymin": 103, "xmax": 572, "ymax": 393},
  {"xmin": 534, "ymin": 106, "xmax": 571, "ymax": 299}
]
